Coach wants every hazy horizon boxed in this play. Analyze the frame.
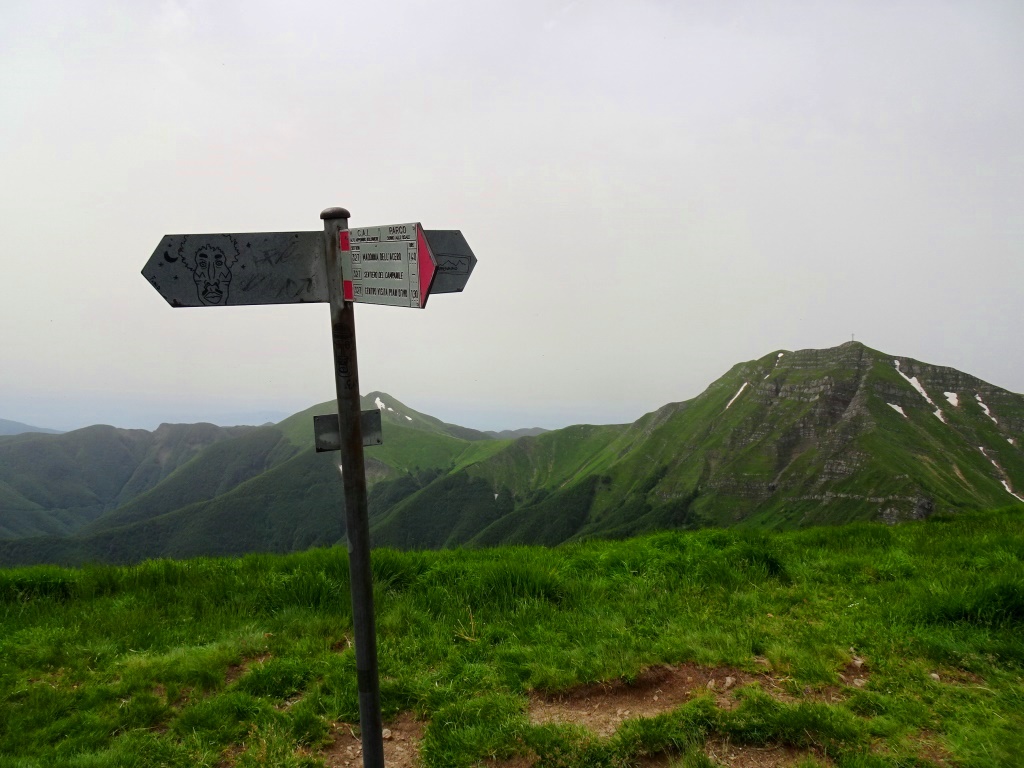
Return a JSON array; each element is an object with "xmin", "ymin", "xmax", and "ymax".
[{"xmin": 4, "ymin": 337, "xmax": 1020, "ymax": 435}]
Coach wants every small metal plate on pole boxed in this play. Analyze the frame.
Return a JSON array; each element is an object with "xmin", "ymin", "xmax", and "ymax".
[{"xmin": 314, "ymin": 410, "xmax": 383, "ymax": 452}]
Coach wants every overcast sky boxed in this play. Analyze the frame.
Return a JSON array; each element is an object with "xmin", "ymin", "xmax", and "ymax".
[{"xmin": 2, "ymin": 0, "xmax": 1022, "ymax": 433}]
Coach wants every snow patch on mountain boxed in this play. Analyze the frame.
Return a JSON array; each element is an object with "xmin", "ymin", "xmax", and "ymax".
[
  {"xmin": 978, "ymin": 446, "xmax": 1023, "ymax": 502},
  {"xmin": 944, "ymin": 392, "xmax": 959, "ymax": 407},
  {"xmin": 888, "ymin": 403, "xmax": 907, "ymax": 417},
  {"xmin": 975, "ymin": 393, "xmax": 998, "ymax": 424},
  {"xmin": 725, "ymin": 382, "xmax": 749, "ymax": 410},
  {"xmin": 894, "ymin": 360, "xmax": 944, "ymax": 422},
  {"xmin": 764, "ymin": 352, "xmax": 785, "ymax": 379},
  {"xmin": 1002, "ymin": 481, "xmax": 1024, "ymax": 503}
]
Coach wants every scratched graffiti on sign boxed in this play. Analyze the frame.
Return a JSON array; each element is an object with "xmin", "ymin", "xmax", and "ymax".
[
  {"xmin": 142, "ymin": 231, "xmax": 328, "ymax": 308},
  {"xmin": 177, "ymin": 234, "xmax": 240, "ymax": 305}
]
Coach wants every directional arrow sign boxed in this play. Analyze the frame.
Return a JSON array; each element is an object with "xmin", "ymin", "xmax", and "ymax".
[
  {"xmin": 143, "ymin": 231, "xmax": 327, "ymax": 307},
  {"xmin": 340, "ymin": 223, "xmax": 437, "ymax": 309},
  {"xmin": 422, "ymin": 230, "xmax": 477, "ymax": 294}
]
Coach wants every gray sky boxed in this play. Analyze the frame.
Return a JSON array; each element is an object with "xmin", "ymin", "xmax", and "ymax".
[{"xmin": 2, "ymin": 0, "xmax": 1022, "ymax": 433}]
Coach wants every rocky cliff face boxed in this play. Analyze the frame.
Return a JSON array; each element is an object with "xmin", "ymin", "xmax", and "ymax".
[{"xmin": 671, "ymin": 342, "xmax": 1024, "ymax": 526}]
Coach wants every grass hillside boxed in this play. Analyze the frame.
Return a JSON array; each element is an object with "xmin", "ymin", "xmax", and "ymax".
[
  {"xmin": 363, "ymin": 391, "xmax": 493, "ymax": 443},
  {"xmin": 0, "ymin": 394, "xmax": 501, "ymax": 566},
  {"xmin": 0, "ymin": 423, "xmax": 254, "ymax": 539},
  {"xmin": 4, "ymin": 344, "xmax": 1023, "ymax": 566},
  {"xmin": 272, "ymin": 392, "xmax": 491, "ymax": 450},
  {"xmin": 1, "ymin": 507, "xmax": 1022, "ymax": 767},
  {"xmin": 368, "ymin": 343, "xmax": 1024, "ymax": 549},
  {"xmin": 80, "ymin": 427, "xmax": 302, "ymax": 535}
]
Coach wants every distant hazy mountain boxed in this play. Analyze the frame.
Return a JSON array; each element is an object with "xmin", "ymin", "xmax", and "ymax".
[
  {"xmin": 0, "ymin": 392, "xmax": 503, "ymax": 565},
  {"xmin": 0, "ymin": 422, "xmax": 267, "ymax": 540},
  {"xmin": 1, "ymin": 343, "xmax": 1021, "ymax": 566},
  {"xmin": 484, "ymin": 427, "xmax": 549, "ymax": 440},
  {"xmin": 0, "ymin": 419, "xmax": 62, "ymax": 436}
]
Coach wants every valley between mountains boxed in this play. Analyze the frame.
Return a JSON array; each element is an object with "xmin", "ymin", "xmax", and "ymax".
[{"xmin": 2, "ymin": 341, "xmax": 1022, "ymax": 567}]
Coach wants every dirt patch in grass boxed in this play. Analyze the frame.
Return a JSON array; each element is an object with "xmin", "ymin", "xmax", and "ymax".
[
  {"xmin": 322, "ymin": 712, "xmax": 424, "ymax": 768},
  {"xmin": 528, "ymin": 663, "xmax": 819, "ymax": 737},
  {"xmin": 903, "ymin": 730, "xmax": 956, "ymax": 767},
  {"xmin": 704, "ymin": 736, "xmax": 834, "ymax": 767},
  {"xmin": 485, "ymin": 738, "xmax": 832, "ymax": 768},
  {"xmin": 216, "ymin": 744, "xmax": 243, "ymax": 768},
  {"xmin": 935, "ymin": 667, "xmax": 985, "ymax": 687},
  {"xmin": 483, "ymin": 755, "xmax": 537, "ymax": 768},
  {"xmin": 835, "ymin": 654, "xmax": 869, "ymax": 691},
  {"xmin": 224, "ymin": 652, "xmax": 271, "ymax": 686},
  {"xmin": 634, "ymin": 755, "xmax": 676, "ymax": 767}
]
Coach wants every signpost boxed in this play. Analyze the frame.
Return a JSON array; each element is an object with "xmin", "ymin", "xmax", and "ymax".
[{"xmin": 143, "ymin": 208, "xmax": 477, "ymax": 768}]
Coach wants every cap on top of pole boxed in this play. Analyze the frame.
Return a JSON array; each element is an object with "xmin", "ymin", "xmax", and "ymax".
[{"xmin": 321, "ymin": 207, "xmax": 351, "ymax": 220}]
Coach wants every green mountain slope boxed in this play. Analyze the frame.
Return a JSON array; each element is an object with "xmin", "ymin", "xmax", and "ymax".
[
  {"xmin": 0, "ymin": 393, "xmax": 498, "ymax": 565},
  {"xmin": 79, "ymin": 427, "xmax": 302, "ymax": 535},
  {"xmin": 3, "ymin": 345, "xmax": 1022, "ymax": 565},
  {"xmin": 368, "ymin": 342, "xmax": 1024, "ymax": 549},
  {"xmin": 0, "ymin": 423, "xmax": 255, "ymax": 538},
  {"xmin": 363, "ymin": 390, "xmax": 493, "ymax": 442}
]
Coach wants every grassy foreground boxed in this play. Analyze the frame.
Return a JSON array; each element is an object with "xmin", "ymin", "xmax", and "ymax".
[{"xmin": 1, "ymin": 508, "xmax": 1023, "ymax": 767}]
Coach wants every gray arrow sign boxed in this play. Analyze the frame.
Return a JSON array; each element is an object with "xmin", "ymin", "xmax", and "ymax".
[
  {"xmin": 422, "ymin": 230, "xmax": 477, "ymax": 294},
  {"xmin": 142, "ymin": 231, "xmax": 328, "ymax": 307}
]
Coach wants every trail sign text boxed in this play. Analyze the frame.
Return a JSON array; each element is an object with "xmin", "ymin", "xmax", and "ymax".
[{"xmin": 341, "ymin": 223, "xmax": 437, "ymax": 309}]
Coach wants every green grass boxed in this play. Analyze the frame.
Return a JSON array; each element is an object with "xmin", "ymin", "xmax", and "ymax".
[{"xmin": 2, "ymin": 508, "xmax": 1023, "ymax": 766}]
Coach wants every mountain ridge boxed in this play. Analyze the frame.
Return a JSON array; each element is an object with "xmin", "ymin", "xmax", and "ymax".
[
  {"xmin": 1, "ymin": 342, "xmax": 1022, "ymax": 566},
  {"xmin": 365, "ymin": 341, "xmax": 1024, "ymax": 549},
  {"xmin": 0, "ymin": 418, "xmax": 63, "ymax": 437}
]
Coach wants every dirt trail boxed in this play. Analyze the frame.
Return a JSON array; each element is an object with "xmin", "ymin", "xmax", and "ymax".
[
  {"xmin": 527, "ymin": 661, "xmax": 844, "ymax": 737},
  {"xmin": 317, "ymin": 660, "xmax": 880, "ymax": 768},
  {"xmin": 322, "ymin": 712, "xmax": 424, "ymax": 768},
  {"xmin": 702, "ymin": 737, "xmax": 834, "ymax": 767}
]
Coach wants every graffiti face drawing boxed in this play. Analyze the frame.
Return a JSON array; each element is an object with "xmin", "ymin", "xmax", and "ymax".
[
  {"xmin": 180, "ymin": 236, "xmax": 240, "ymax": 306},
  {"xmin": 193, "ymin": 245, "xmax": 232, "ymax": 305}
]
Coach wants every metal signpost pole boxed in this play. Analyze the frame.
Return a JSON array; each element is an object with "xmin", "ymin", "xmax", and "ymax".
[{"xmin": 321, "ymin": 206, "xmax": 385, "ymax": 768}]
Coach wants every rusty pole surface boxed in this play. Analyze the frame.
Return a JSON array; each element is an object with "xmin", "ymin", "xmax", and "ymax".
[{"xmin": 321, "ymin": 206, "xmax": 385, "ymax": 768}]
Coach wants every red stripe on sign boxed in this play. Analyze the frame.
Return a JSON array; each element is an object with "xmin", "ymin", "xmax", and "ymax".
[
  {"xmin": 343, "ymin": 280, "xmax": 354, "ymax": 301},
  {"xmin": 339, "ymin": 231, "xmax": 350, "ymax": 251},
  {"xmin": 416, "ymin": 225, "xmax": 436, "ymax": 308}
]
